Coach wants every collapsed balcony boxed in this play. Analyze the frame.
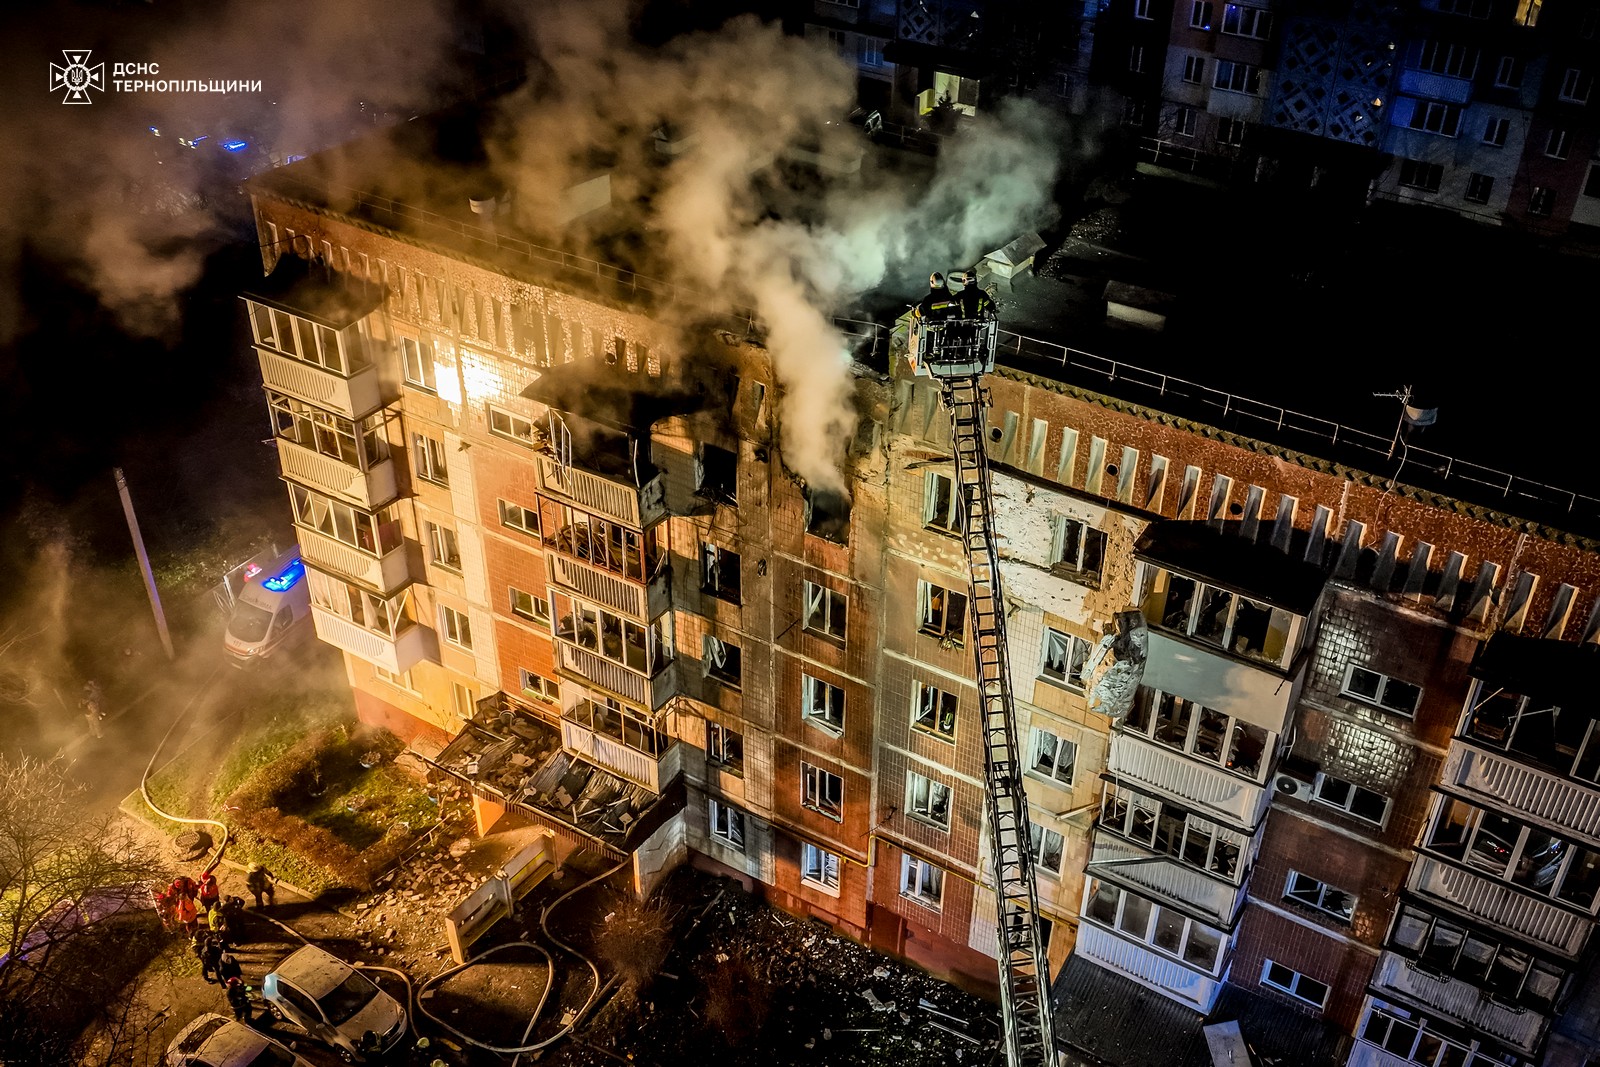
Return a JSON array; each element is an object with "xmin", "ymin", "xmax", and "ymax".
[{"xmin": 424, "ymin": 701, "xmax": 683, "ymax": 860}]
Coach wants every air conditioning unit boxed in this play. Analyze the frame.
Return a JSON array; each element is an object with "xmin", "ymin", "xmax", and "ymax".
[{"xmin": 1274, "ymin": 774, "xmax": 1315, "ymax": 802}]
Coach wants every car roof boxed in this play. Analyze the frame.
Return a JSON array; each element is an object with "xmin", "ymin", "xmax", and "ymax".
[
  {"xmin": 273, "ymin": 945, "xmax": 354, "ymax": 1000},
  {"xmin": 169, "ymin": 1014, "xmax": 276, "ymax": 1066}
]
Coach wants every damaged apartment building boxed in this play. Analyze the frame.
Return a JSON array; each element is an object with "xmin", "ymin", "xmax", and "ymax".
[{"xmin": 241, "ymin": 107, "xmax": 1600, "ymax": 1067}]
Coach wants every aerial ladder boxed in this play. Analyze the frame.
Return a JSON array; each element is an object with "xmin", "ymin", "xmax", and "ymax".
[{"xmin": 908, "ymin": 288, "xmax": 1057, "ymax": 1067}]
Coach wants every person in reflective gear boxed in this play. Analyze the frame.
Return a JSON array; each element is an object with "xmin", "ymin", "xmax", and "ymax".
[
  {"xmin": 954, "ymin": 271, "xmax": 995, "ymax": 320},
  {"xmin": 225, "ymin": 977, "xmax": 252, "ymax": 1023},
  {"xmin": 910, "ymin": 272, "xmax": 956, "ymax": 368}
]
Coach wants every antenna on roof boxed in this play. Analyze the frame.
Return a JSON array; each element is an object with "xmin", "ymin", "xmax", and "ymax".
[{"xmin": 1373, "ymin": 384, "xmax": 1438, "ymax": 460}]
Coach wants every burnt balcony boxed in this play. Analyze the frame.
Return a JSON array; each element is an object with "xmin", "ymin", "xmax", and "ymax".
[
  {"xmin": 1408, "ymin": 854, "xmax": 1592, "ymax": 957},
  {"xmin": 1109, "ymin": 731, "xmax": 1272, "ymax": 827},
  {"xmin": 560, "ymin": 699, "xmax": 682, "ymax": 793},
  {"xmin": 552, "ymin": 599, "xmax": 676, "ymax": 710},
  {"xmin": 535, "ymin": 454, "xmax": 665, "ymax": 529},
  {"xmin": 542, "ymin": 516, "xmax": 669, "ymax": 622},
  {"xmin": 1371, "ymin": 951, "xmax": 1547, "ymax": 1055}
]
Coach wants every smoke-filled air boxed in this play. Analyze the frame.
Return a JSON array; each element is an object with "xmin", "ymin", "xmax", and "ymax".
[{"xmin": 493, "ymin": 5, "xmax": 1065, "ymax": 493}]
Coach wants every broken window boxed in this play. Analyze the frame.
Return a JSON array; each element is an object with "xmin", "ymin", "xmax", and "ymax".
[
  {"xmin": 917, "ymin": 581, "xmax": 967, "ymax": 646},
  {"xmin": 906, "ymin": 771, "xmax": 951, "ymax": 829},
  {"xmin": 708, "ymin": 723, "xmax": 744, "ymax": 774},
  {"xmin": 695, "ymin": 443, "xmax": 738, "ymax": 505},
  {"xmin": 1314, "ymin": 773, "xmax": 1389, "ymax": 825},
  {"xmin": 803, "ymin": 581, "xmax": 847, "ymax": 641},
  {"xmin": 703, "ymin": 634, "xmax": 742, "ymax": 688},
  {"xmin": 802, "ymin": 674, "xmax": 845, "ymax": 734},
  {"xmin": 1029, "ymin": 728, "xmax": 1076, "ymax": 786},
  {"xmin": 800, "ymin": 842, "xmax": 840, "ymax": 890},
  {"xmin": 709, "ymin": 799, "xmax": 745, "ymax": 851},
  {"xmin": 912, "ymin": 682, "xmax": 957, "ymax": 741},
  {"xmin": 1285, "ymin": 871, "xmax": 1356, "ymax": 922},
  {"xmin": 900, "ymin": 855, "xmax": 944, "ymax": 908},
  {"xmin": 1028, "ymin": 822, "xmax": 1065, "ymax": 874},
  {"xmin": 804, "ymin": 487, "xmax": 851, "ymax": 544},
  {"xmin": 1340, "ymin": 664, "xmax": 1422, "ymax": 717},
  {"xmin": 923, "ymin": 472, "xmax": 961, "ymax": 533},
  {"xmin": 801, "ymin": 762, "xmax": 843, "ymax": 821},
  {"xmin": 701, "ymin": 543, "xmax": 742, "ymax": 604},
  {"xmin": 1053, "ymin": 517, "xmax": 1106, "ymax": 580},
  {"xmin": 1040, "ymin": 628, "xmax": 1090, "ymax": 691}
]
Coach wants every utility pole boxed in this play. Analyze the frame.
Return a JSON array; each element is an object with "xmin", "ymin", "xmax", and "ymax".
[{"xmin": 114, "ymin": 468, "xmax": 176, "ymax": 661}]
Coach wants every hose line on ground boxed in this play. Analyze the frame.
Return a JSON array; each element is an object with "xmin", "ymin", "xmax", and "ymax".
[{"xmin": 138, "ymin": 663, "xmax": 231, "ymax": 874}]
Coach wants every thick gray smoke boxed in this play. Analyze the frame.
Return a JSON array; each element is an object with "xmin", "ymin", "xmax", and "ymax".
[{"xmin": 497, "ymin": 9, "xmax": 1064, "ymax": 492}]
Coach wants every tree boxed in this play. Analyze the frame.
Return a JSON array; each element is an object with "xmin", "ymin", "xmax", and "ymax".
[{"xmin": 0, "ymin": 755, "xmax": 167, "ymax": 1063}]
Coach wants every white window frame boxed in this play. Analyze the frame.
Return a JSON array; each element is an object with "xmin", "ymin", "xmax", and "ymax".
[
  {"xmin": 1029, "ymin": 821, "xmax": 1066, "ymax": 875},
  {"xmin": 427, "ymin": 522, "xmax": 461, "ymax": 572},
  {"xmin": 1410, "ymin": 100, "xmax": 1462, "ymax": 137},
  {"xmin": 1053, "ymin": 517, "xmax": 1107, "ymax": 578},
  {"xmin": 912, "ymin": 681, "xmax": 958, "ymax": 742},
  {"xmin": 1284, "ymin": 870, "xmax": 1357, "ymax": 922},
  {"xmin": 900, "ymin": 854, "xmax": 945, "ymax": 909},
  {"xmin": 917, "ymin": 580, "xmax": 967, "ymax": 645},
  {"xmin": 1483, "ymin": 116, "xmax": 1510, "ymax": 146},
  {"xmin": 1190, "ymin": 0, "xmax": 1214, "ymax": 28},
  {"xmin": 1182, "ymin": 55, "xmax": 1205, "ymax": 84},
  {"xmin": 401, "ymin": 336, "xmax": 437, "ymax": 391},
  {"xmin": 413, "ymin": 433, "xmax": 449, "ymax": 486},
  {"xmin": 906, "ymin": 771, "xmax": 952, "ymax": 830},
  {"xmin": 923, "ymin": 471, "xmax": 961, "ymax": 533},
  {"xmin": 1340, "ymin": 664, "xmax": 1422, "ymax": 717},
  {"xmin": 804, "ymin": 581, "xmax": 848, "ymax": 640},
  {"xmin": 1559, "ymin": 66, "xmax": 1591, "ymax": 103},
  {"xmin": 1494, "ymin": 55, "xmax": 1523, "ymax": 88},
  {"xmin": 488, "ymin": 405, "xmax": 536, "ymax": 447},
  {"xmin": 1222, "ymin": 3, "xmax": 1271, "ymax": 38},
  {"xmin": 709, "ymin": 799, "xmax": 746, "ymax": 851},
  {"xmin": 1217, "ymin": 117, "xmax": 1247, "ymax": 146},
  {"xmin": 497, "ymin": 498, "xmax": 539, "ymax": 536},
  {"xmin": 1465, "ymin": 173, "xmax": 1495, "ymax": 205},
  {"xmin": 1129, "ymin": 44, "xmax": 1145, "ymax": 73},
  {"xmin": 1175, "ymin": 107, "xmax": 1197, "ymax": 137},
  {"xmin": 1124, "ymin": 687, "xmax": 1274, "ymax": 783},
  {"xmin": 801, "ymin": 842, "xmax": 841, "ymax": 892},
  {"xmin": 509, "ymin": 586, "xmax": 549, "ymax": 626},
  {"xmin": 801, "ymin": 762, "xmax": 843, "ymax": 821},
  {"xmin": 1213, "ymin": 60, "xmax": 1261, "ymax": 94},
  {"xmin": 1029, "ymin": 727, "xmax": 1078, "ymax": 786},
  {"xmin": 517, "ymin": 668, "xmax": 557, "ymax": 703},
  {"xmin": 1260, "ymin": 959, "xmax": 1330, "ymax": 1010},
  {"xmin": 439, "ymin": 604, "xmax": 473, "ymax": 650},
  {"xmin": 1083, "ymin": 879, "xmax": 1226, "ymax": 974},
  {"xmin": 1099, "ymin": 782, "xmax": 1247, "ymax": 882},
  {"xmin": 1546, "ymin": 128, "xmax": 1571, "ymax": 159},
  {"xmin": 1134, "ymin": 0, "xmax": 1153, "ymax": 17},
  {"xmin": 701, "ymin": 542, "xmax": 741, "ymax": 603},
  {"xmin": 1416, "ymin": 39, "xmax": 1479, "ymax": 79},
  {"xmin": 1040, "ymin": 628, "xmax": 1092, "ymax": 691},
  {"xmin": 375, "ymin": 666, "xmax": 418, "ymax": 693},
  {"xmin": 801, "ymin": 673, "xmax": 845, "ymax": 734},
  {"xmin": 1313, "ymin": 772, "xmax": 1390, "ymax": 825},
  {"xmin": 1530, "ymin": 185, "xmax": 1556, "ymax": 216},
  {"xmin": 707, "ymin": 722, "xmax": 743, "ymax": 774}
]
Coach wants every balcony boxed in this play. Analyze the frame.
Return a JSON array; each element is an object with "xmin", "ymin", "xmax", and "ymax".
[
  {"xmin": 1110, "ymin": 733, "xmax": 1271, "ymax": 827},
  {"xmin": 1444, "ymin": 743, "xmax": 1600, "ymax": 845},
  {"xmin": 554, "ymin": 638, "xmax": 677, "ymax": 710},
  {"xmin": 1087, "ymin": 832, "xmax": 1248, "ymax": 927},
  {"xmin": 1142, "ymin": 630, "xmax": 1303, "ymax": 735},
  {"xmin": 1409, "ymin": 855, "xmax": 1592, "ymax": 957},
  {"xmin": 561, "ymin": 710, "xmax": 682, "ymax": 793},
  {"xmin": 547, "ymin": 553, "xmax": 669, "ymax": 622},
  {"xmin": 1372, "ymin": 951, "xmax": 1546, "ymax": 1054},
  {"xmin": 311, "ymin": 607, "xmax": 432, "ymax": 674},
  {"xmin": 258, "ymin": 348, "xmax": 386, "ymax": 420},
  {"xmin": 535, "ymin": 453, "xmax": 665, "ymax": 529},
  {"xmin": 276, "ymin": 439, "xmax": 397, "ymax": 510},
  {"xmin": 297, "ymin": 528, "xmax": 411, "ymax": 595},
  {"xmin": 1397, "ymin": 69, "xmax": 1473, "ymax": 105},
  {"xmin": 1075, "ymin": 922, "xmax": 1224, "ymax": 1013},
  {"xmin": 1347, "ymin": 1042, "xmax": 1426, "ymax": 1067}
]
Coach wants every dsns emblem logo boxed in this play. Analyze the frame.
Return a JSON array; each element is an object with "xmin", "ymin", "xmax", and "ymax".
[{"xmin": 49, "ymin": 50, "xmax": 105, "ymax": 104}]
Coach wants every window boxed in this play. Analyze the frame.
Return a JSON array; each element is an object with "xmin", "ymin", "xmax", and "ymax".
[
  {"xmin": 900, "ymin": 855, "xmax": 944, "ymax": 908},
  {"xmin": 1137, "ymin": 567, "xmax": 1300, "ymax": 668},
  {"xmin": 375, "ymin": 666, "xmax": 417, "ymax": 692},
  {"xmin": 695, "ymin": 443, "xmax": 737, "ymax": 505},
  {"xmin": 1516, "ymin": 0, "xmax": 1542, "ymax": 26},
  {"xmin": 427, "ymin": 522, "xmax": 461, "ymax": 571},
  {"xmin": 1589, "ymin": 163, "xmax": 1600, "ymax": 198},
  {"xmin": 1175, "ymin": 107, "xmax": 1197, "ymax": 137},
  {"xmin": 488, "ymin": 406, "xmax": 535, "ymax": 447},
  {"xmin": 1190, "ymin": 0, "xmax": 1213, "ymax": 28},
  {"xmin": 801, "ymin": 674, "xmax": 845, "ymax": 734},
  {"xmin": 1260, "ymin": 960, "xmax": 1329, "ymax": 1009},
  {"xmin": 924, "ymin": 472, "xmax": 961, "ymax": 532},
  {"xmin": 707, "ymin": 723, "xmax": 744, "ymax": 774},
  {"xmin": 1494, "ymin": 55, "xmax": 1524, "ymax": 88},
  {"xmin": 859, "ymin": 36, "xmax": 885, "ymax": 67},
  {"xmin": 1386, "ymin": 905, "xmax": 1569, "ymax": 1010},
  {"xmin": 1041, "ymin": 628, "xmax": 1091, "ymax": 691},
  {"xmin": 1437, "ymin": 0, "xmax": 1491, "ymax": 15},
  {"xmin": 1053, "ymin": 518, "xmax": 1106, "ymax": 579},
  {"xmin": 704, "ymin": 634, "xmax": 742, "ymax": 688},
  {"xmin": 1124, "ymin": 688, "xmax": 1272, "ymax": 782},
  {"xmin": 801, "ymin": 762, "xmax": 843, "ymax": 820},
  {"xmin": 907, "ymin": 771, "xmax": 952, "ymax": 829},
  {"xmin": 1546, "ymin": 128, "xmax": 1571, "ymax": 159},
  {"xmin": 1213, "ymin": 60, "xmax": 1261, "ymax": 94},
  {"xmin": 709, "ymin": 799, "xmax": 745, "ymax": 850},
  {"xmin": 439, "ymin": 605, "xmax": 473, "ymax": 650},
  {"xmin": 1029, "ymin": 728, "xmax": 1077, "ymax": 786},
  {"xmin": 1426, "ymin": 797, "xmax": 1600, "ymax": 908},
  {"xmin": 1129, "ymin": 45, "xmax": 1145, "ymax": 73},
  {"xmin": 1134, "ymin": 0, "xmax": 1152, "ymax": 17},
  {"xmin": 497, "ymin": 498, "xmax": 538, "ymax": 536},
  {"xmin": 267, "ymin": 391, "xmax": 385, "ymax": 468},
  {"xmin": 1359, "ymin": 1007, "xmax": 1484, "ymax": 1065},
  {"xmin": 803, "ymin": 581, "xmax": 847, "ymax": 641},
  {"xmin": 1530, "ymin": 186, "xmax": 1556, "ymax": 216},
  {"xmin": 401, "ymin": 336, "xmax": 436, "ymax": 391},
  {"xmin": 912, "ymin": 682, "xmax": 958, "ymax": 741},
  {"xmin": 1222, "ymin": 4, "xmax": 1270, "ymax": 37},
  {"xmin": 1216, "ymin": 117, "xmax": 1247, "ymax": 146},
  {"xmin": 1398, "ymin": 159, "xmax": 1443, "ymax": 192},
  {"xmin": 1483, "ymin": 116, "xmax": 1510, "ymax": 146},
  {"xmin": 800, "ymin": 842, "xmax": 840, "ymax": 891},
  {"xmin": 804, "ymin": 487, "xmax": 851, "ymax": 543},
  {"xmin": 1409, "ymin": 100, "xmax": 1462, "ymax": 136},
  {"xmin": 701, "ymin": 543, "xmax": 741, "ymax": 603},
  {"xmin": 1314, "ymin": 773, "xmax": 1389, "ymax": 825},
  {"xmin": 413, "ymin": 433, "xmax": 449, "ymax": 486},
  {"xmin": 1029, "ymin": 822, "xmax": 1065, "ymax": 874},
  {"xmin": 1182, "ymin": 56, "xmax": 1205, "ymax": 84},
  {"xmin": 518, "ymin": 669, "xmax": 556, "ymax": 702},
  {"xmin": 509, "ymin": 587, "xmax": 550, "ymax": 626},
  {"xmin": 917, "ymin": 581, "xmax": 967, "ymax": 645},
  {"xmin": 1340, "ymin": 665, "xmax": 1422, "ymax": 717},
  {"xmin": 1100, "ymin": 783, "xmax": 1245, "ymax": 880},
  {"xmin": 1083, "ymin": 880, "xmax": 1225, "ymax": 973},
  {"xmin": 1285, "ymin": 871, "xmax": 1356, "ymax": 922},
  {"xmin": 1415, "ymin": 40, "xmax": 1478, "ymax": 79},
  {"xmin": 1465, "ymin": 173, "xmax": 1495, "ymax": 204},
  {"xmin": 1122, "ymin": 99, "xmax": 1149, "ymax": 127}
]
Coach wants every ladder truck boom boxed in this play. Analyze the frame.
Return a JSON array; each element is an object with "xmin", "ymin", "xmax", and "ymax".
[{"xmin": 909, "ymin": 283, "xmax": 1057, "ymax": 1067}]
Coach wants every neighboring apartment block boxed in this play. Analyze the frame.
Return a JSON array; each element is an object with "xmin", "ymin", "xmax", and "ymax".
[{"xmin": 239, "ymin": 108, "xmax": 1600, "ymax": 1065}]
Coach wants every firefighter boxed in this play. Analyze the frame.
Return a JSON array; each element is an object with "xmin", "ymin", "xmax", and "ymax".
[
  {"xmin": 197, "ymin": 870, "xmax": 220, "ymax": 912},
  {"xmin": 245, "ymin": 864, "xmax": 276, "ymax": 909},
  {"xmin": 174, "ymin": 890, "xmax": 199, "ymax": 935},
  {"xmin": 954, "ymin": 271, "xmax": 995, "ymax": 320},
  {"xmin": 225, "ymin": 977, "xmax": 252, "ymax": 1023},
  {"xmin": 910, "ymin": 272, "xmax": 956, "ymax": 368}
]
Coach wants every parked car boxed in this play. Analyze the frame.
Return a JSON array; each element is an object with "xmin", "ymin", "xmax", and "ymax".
[
  {"xmin": 164, "ymin": 1013, "xmax": 311, "ymax": 1067},
  {"xmin": 261, "ymin": 946, "xmax": 406, "ymax": 1062}
]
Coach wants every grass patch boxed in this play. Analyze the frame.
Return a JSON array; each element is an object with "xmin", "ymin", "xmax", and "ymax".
[{"xmin": 302, "ymin": 763, "xmax": 438, "ymax": 849}]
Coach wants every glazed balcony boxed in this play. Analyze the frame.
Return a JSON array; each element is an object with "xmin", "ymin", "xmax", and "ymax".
[
  {"xmin": 1141, "ymin": 630, "xmax": 1305, "ymax": 737},
  {"xmin": 535, "ymin": 453, "xmax": 665, "ymax": 529},
  {"xmin": 560, "ymin": 700, "xmax": 682, "ymax": 793},
  {"xmin": 1444, "ymin": 742, "xmax": 1600, "ymax": 845},
  {"xmin": 296, "ymin": 528, "xmax": 411, "ymax": 595},
  {"xmin": 310, "ymin": 607, "xmax": 432, "ymax": 674},
  {"xmin": 554, "ymin": 637, "xmax": 676, "ymax": 710},
  {"xmin": 1371, "ymin": 951, "xmax": 1546, "ymax": 1055},
  {"xmin": 1110, "ymin": 732, "xmax": 1271, "ymax": 827},
  {"xmin": 1087, "ymin": 832, "xmax": 1249, "ymax": 928},
  {"xmin": 1408, "ymin": 855, "xmax": 1592, "ymax": 957},
  {"xmin": 258, "ymin": 347, "xmax": 386, "ymax": 421},
  {"xmin": 276, "ymin": 438, "xmax": 397, "ymax": 510},
  {"xmin": 1074, "ymin": 923, "xmax": 1225, "ymax": 1013}
]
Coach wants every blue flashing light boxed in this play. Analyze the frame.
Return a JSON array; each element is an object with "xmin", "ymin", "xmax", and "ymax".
[
  {"xmin": 261, "ymin": 557, "xmax": 304, "ymax": 593},
  {"xmin": 222, "ymin": 139, "xmax": 248, "ymax": 152}
]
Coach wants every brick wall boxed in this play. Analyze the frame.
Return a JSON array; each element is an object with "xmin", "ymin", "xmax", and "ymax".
[{"xmin": 1230, "ymin": 901, "xmax": 1377, "ymax": 1033}]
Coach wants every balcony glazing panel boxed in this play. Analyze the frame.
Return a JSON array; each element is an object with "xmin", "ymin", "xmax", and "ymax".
[
  {"xmin": 277, "ymin": 439, "xmax": 397, "ymax": 509},
  {"xmin": 311, "ymin": 607, "xmax": 431, "ymax": 674},
  {"xmin": 555, "ymin": 638, "xmax": 676, "ymax": 709},
  {"xmin": 1447, "ymin": 744, "xmax": 1600, "ymax": 845},
  {"xmin": 297, "ymin": 528, "xmax": 411, "ymax": 594},
  {"xmin": 258, "ymin": 348, "xmax": 382, "ymax": 419},
  {"xmin": 1087, "ymin": 833, "xmax": 1246, "ymax": 926},
  {"xmin": 1372, "ymin": 951, "xmax": 1545, "ymax": 1054},
  {"xmin": 534, "ymin": 453, "xmax": 665, "ymax": 528},
  {"xmin": 1346, "ymin": 1043, "xmax": 1421, "ymax": 1067},
  {"xmin": 560, "ymin": 718, "xmax": 682, "ymax": 792},
  {"xmin": 1075, "ymin": 922, "xmax": 1223, "ymax": 1012},
  {"xmin": 547, "ymin": 554, "xmax": 669, "ymax": 621},
  {"xmin": 1397, "ymin": 70, "xmax": 1473, "ymax": 104},
  {"xmin": 1142, "ymin": 631, "xmax": 1300, "ymax": 734},
  {"xmin": 1409, "ymin": 855, "xmax": 1590, "ymax": 956},
  {"xmin": 1110, "ymin": 733, "xmax": 1270, "ymax": 826}
]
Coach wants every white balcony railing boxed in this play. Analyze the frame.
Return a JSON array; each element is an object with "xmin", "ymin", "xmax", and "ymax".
[
  {"xmin": 547, "ymin": 553, "xmax": 669, "ymax": 622},
  {"xmin": 1446, "ymin": 744, "xmax": 1600, "ymax": 845},
  {"xmin": 298, "ymin": 529, "xmax": 411, "ymax": 594},
  {"xmin": 1087, "ymin": 833, "xmax": 1248, "ymax": 927},
  {"xmin": 560, "ymin": 718, "xmax": 682, "ymax": 793},
  {"xmin": 1372, "ymin": 952, "xmax": 1546, "ymax": 1054},
  {"xmin": 534, "ymin": 453, "xmax": 666, "ymax": 528},
  {"xmin": 1110, "ymin": 733, "xmax": 1271, "ymax": 827},
  {"xmin": 1074, "ymin": 922, "xmax": 1225, "ymax": 1013},
  {"xmin": 555, "ymin": 638, "xmax": 676, "ymax": 710},
  {"xmin": 1347, "ymin": 1041, "xmax": 1425, "ymax": 1067},
  {"xmin": 258, "ymin": 348, "xmax": 384, "ymax": 419},
  {"xmin": 277, "ymin": 439, "xmax": 397, "ymax": 510},
  {"xmin": 311, "ymin": 607, "xmax": 433, "ymax": 674},
  {"xmin": 1409, "ymin": 856, "xmax": 1592, "ymax": 957}
]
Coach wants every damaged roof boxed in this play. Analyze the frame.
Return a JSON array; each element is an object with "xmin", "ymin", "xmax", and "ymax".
[
  {"xmin": 520, "ymin": 356, "xmax": 732, "ymax": 436},
  {"xmin": 1135, "ymin": 519, "xmax": 1327, "ymax": 615},
  {"xmin": 240, "ymin": 255, "xmax": 384, "ymax": 330},
  {"xmin": 1470, "ymin": 631, "xmax": 1600, "ymax": 707}
]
